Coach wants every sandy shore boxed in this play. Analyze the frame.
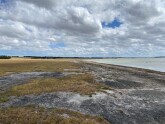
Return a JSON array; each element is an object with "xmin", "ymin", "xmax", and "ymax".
[{"xmin": 0, "ymin": 60, "xmax": 165, "ymax": 124}]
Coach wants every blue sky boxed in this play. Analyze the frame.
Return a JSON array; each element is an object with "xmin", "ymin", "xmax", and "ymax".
[
  {"xmin": 0, "ymin": 0, "xmax": 165, "ymax": 57},
  {"xmin": 0, "ymin": 0, "xmax": 6, "ymax": 3},
  {"xmin": 49, "ymin": 42, "xmax": 66, "ymax": 49},
  {"xmin": 102, "ymin": 19, "xmax": 123, "ymax": 29}
]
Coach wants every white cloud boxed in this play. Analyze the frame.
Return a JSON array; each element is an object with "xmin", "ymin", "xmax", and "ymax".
[
  {"xmin": 55, "ymin": 7, "xmax": 102, "ymax": 34},
  {"xmin": 17, "ymin": 0, "xmax": 57, "ymax": 9},
  {"xmin": 0, "ymin": 0, "xmax": 165, "ymax": 57}
]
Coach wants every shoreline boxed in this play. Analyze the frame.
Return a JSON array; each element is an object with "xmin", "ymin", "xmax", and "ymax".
[
  {"xmin": 83, "ymin": 60, "xmax": 165, "ymax": 75},
  {"xmin": 84, "ymin": 58, "xmax": 165, "ymax": 73}
]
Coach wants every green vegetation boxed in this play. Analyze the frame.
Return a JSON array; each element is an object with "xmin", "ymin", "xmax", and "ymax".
[
  {"xmin": 0, "ymin": 107, "xmax": 110, "ymax": 124},
  {"xmin": 0, "ymin": 94, "xmax": 9, "ymax": 103},
  {"xmin": 0, "ymin": 55, "xmax": 11, "ymax": 59}
]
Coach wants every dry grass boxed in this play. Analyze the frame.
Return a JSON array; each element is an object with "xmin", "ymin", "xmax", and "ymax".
[
  {"xmin": 0, "ymin": 94, "xmax": 9, "ymax": 103},
  {"xmin": 0, "ymin": 58, "xmax": 81, "ymax": 76},
  {"xmin": 4, "ymin": 74, "xmax": 110, "ymax": 97},
  {"xmin": 0, "ymin": 107, "xmax": 110, "ymax": 124},
  {"xmin": 0, "ymin": 58, "xmax": 111, "ymax": 102},
  {"xmin": 0, "ymin": 59, "xmax": 111, "ymax": 123}
]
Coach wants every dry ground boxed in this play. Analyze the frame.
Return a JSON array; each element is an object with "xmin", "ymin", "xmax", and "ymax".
[
  {"xmin": 7, "ymin": 74, "xmax": 110, "ymax": 96},
  {"xmin": 0, "ymin": 58, "xmax": 110, "ymax": 124},
  {"xmin": 1, "ymin": 58, "xmax": 165, "ymax": 123},
  {"xmin": 0, "ymin": 58, "xmax": 81, "ymax": 76}
]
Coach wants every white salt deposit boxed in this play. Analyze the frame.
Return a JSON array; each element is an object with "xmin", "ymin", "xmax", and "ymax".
[
  {"xmin": 91, "ymin": 92, "xmax": 108, "ymax": 100},
  {"xmin": 67, "ymin": 94, "xmax": 90, "ymax": 104},
  {"xmin": 67, "ymin": 92, "xmax": 108, "ymax": 104},
  {"xmin": 104, "ymin": 90, "xmax": 115, "ymax": 94}
]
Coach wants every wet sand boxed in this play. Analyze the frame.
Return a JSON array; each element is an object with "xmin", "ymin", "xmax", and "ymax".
[{"xmin": 1, "ymin": 61, "xmax": 165, "ymax": 124}]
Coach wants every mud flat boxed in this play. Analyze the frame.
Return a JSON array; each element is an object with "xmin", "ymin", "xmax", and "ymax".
[
  {"xmin": 82, "ymin": 62, "xmax": 165, "ymax": 124},
  {"xmin": 0, "ymin": 60, "xmax": 165, "ymax": 124}
]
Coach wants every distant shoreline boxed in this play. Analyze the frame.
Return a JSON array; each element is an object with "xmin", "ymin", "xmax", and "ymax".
[
  {"xmin": 85, "ymin": 58, "xmax": 165, "ymax": 73},
  {"xmin": 0, "ymin": 55, "xmax": 165, "ymax": 59},
  {"xmin": 83, "ymin": 60, "xmax": 165, "ymax": 75}
]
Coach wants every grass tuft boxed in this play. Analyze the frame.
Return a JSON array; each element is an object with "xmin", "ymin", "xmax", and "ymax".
[
  {"xmin": 0, "ymin": 94, "xmax": 9, "ymax": 103},
  {"xmin": 0, "ymin": 107, "xmax": 110, "ymax": 124},
  {"xmin": 3, "ymin": 74, "xmax": 111, "ymax": 97}
]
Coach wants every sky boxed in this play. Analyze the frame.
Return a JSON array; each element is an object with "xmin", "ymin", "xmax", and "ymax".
[{"xmin": 0, "ymin": 0, "xmax": 165, "ymax": 57}]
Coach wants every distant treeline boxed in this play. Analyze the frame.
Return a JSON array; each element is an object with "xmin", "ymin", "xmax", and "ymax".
[
  {"xmin": 0, "ymin": 55, "xmax": 106, "ymax": 59},
  {"xmin": 23, "ymin": 56, "xmax": 85, "ymax": 59},
  {"xmin": 3, "ymin": 55, "xmax": 153, "ymax": 59},
  {"xmin": 0, "ymin": 56, "xmax": 11, "ymax": 59},
  {"xmin": 23, "ymin": 56, "xmax": 110, "ymax": 59}
]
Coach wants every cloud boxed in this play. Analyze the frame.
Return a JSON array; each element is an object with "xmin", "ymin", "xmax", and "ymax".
[
  {"xmin": 17, "ymin": 0, "xmax": 57, "ymax": 9},
  {"xmin": 56, "ymin": 7, "xmax": 102, "ymax": 34},
  {"xmin": 121, "ymin": 0, "xmax": 161, "ymax": 25},
  {"xmin": 0, "ymin": 0, "xmax": 165, "ymax": 57}
]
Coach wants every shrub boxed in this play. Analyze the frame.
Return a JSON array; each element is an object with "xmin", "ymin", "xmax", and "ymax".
[{"xmin": 0, "ymin": 55, "xmax": 11, "ymax": 59}]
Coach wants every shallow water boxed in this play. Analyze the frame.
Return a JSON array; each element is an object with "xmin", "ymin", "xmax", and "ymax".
[{"xmin": 86, "ymin": 58, "xmax": 165, "ymax": 72}]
